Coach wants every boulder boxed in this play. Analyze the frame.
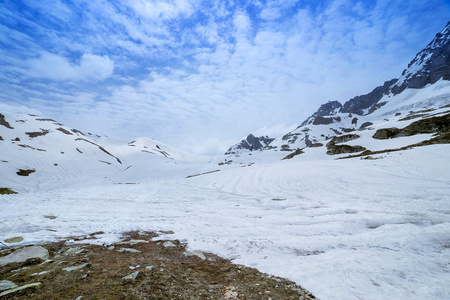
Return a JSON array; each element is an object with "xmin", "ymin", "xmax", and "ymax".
[
  {"xmin": 122, "ymin": 271, "xmax": 140, "ymax": 281},
  {"xmin": 0, "ymin": 246, "xmax": 49, "ymax": 267},
  {"xmin": 0, "ymin": 282, "xmax": 41, "ymax": 297},
  {"xmin": 0, "ymin": 280, "xmax": 18, "ymax": 292}
]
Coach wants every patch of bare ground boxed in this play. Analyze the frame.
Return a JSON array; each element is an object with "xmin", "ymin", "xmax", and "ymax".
[{"xmin": 0, "ymin": 231, "xmax": 315, "ymax": 299}]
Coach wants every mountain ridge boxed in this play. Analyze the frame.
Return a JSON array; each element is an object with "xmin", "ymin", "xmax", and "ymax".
[{"xmin": 225, "ymin": 21, "xmax": 450, "ymax": 156}]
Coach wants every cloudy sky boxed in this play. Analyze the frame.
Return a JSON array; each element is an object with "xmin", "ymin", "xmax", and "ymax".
[{"xmin": 1, "ymin": 0, "xmax": 449, "ymax": 155}]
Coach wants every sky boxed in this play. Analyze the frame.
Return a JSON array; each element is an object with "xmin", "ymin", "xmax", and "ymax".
[{"xmin": 0, "ymin": 0, "xmax": 449, "ymax": 155}]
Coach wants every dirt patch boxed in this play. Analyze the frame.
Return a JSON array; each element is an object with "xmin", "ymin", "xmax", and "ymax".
[
  {"xmin": 16, "ymin": 169, "xmax": 35, "ymax": 176},
  {"xmin": 0, "ymin": 114, "xmax": 14, "ymax": 129},
  {"xmin": 56, "ymin": 127, "xmax": 73, "ymax": 135},
  {"xmin": 0, "ymin": 231, "xmax": 315, "ymax": 299},
  {"xmin": 25, "ymin": 130, "xmax": 50, "ymax": 138}
]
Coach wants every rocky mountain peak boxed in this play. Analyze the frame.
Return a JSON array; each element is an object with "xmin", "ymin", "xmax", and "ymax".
[
  {"xmin": 392, "ymin": 21, "xmax": 450, "ymax": 94},
  {"xmin": 299, "ymin": 21, "xmax": 450, "ymax": 124},
  {"xmin": 299, "ymin": 100, "xmax": 343, "ymax": 127},
  {"xmin": 225, "ymin": 134, "xmax": 275, "ymax": 155}
]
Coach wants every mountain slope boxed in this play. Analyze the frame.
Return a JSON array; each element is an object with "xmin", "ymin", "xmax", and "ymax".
[
  {"xmin": 225, "ymin": 22, "xmax": 450, "ymax": 162},
  {"xmin": 225, "ymin": 134, "xmax": 275, "ymax": 155},
  {"xmin": 0, "ymin": 112, "xmax": 207, "ymax": 192}
]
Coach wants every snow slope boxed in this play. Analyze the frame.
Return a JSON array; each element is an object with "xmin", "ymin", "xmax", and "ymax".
[
  {"xmin": 0, "ymin": 111, "xmax": 211, "ymax": 192},
  {"xmin": 1, "ymin": 144, "xmax": 449, "ymax": 300}
]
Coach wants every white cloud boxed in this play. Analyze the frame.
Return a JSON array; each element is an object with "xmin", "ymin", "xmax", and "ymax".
[
  {"xmin": 26, "ymin": 52, "xmax": 114, "ymax": 82},
  {"xmin": 128, "ymin": 0, "xmax": 196, "ymax": 20},
  {"xmin": 1, "ymin": 0, "xmax": 449, "ymax": 155}
]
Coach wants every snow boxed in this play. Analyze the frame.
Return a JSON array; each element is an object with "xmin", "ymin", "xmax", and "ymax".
[{"xmin": 1, "ymin": 144, "xmax": 450, "ymax": 300}]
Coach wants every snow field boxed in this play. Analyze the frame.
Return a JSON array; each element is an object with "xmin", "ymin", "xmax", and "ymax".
[{"xmin": 1, "ymin": 144, "xmax": 449, "ymax": 299}]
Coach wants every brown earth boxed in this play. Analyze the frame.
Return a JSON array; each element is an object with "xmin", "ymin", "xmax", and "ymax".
[{"xmin": 0, "ymin": 231, "xmax": 315, "ymax": 300}]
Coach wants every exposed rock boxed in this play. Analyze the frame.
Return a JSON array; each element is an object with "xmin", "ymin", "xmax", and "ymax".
[
  {"xmin": 341, "ymin": 79, "xmax": 397, "ymax": 115},
  {"xmin": 16, "ymin": 169, "xmax": 36, "ymax": 176},
  {"xmin": 118, "ymin": 248, "xmax": 141, "ymax": 253},
  {"xmin": 56, "ymin": 127, "xmax": 73, "ymax": 135},
  {"xmin": 0, "ymin": 282, "xmax": 41, "ymax": 297},
  {"xmin": 0, "ymin": 280, "xmax": 18, "ymax": 292},
  {"xmin": 25, "ymin": 129, "xmax": 50, "ymax": 138},
  {"xmin": 396, "ymin": 113, "xmax": 450, "ymax": 137},
  {"xmin": 162, "ymin": 241, "xmax": 176, "ymax": 248},
  {"xmin": 122, "ymin": 271, "xmax": 140, "ymax": 281},
  {"xmin": 63, "ymin": 263, "xmax": 90, "ymax": 272},
  {"xmin": 326, "ymin": 134, "xmax": 360, "ymax": 146},
  {"xmin": 225, "ymin": 134, "xmax": 275, "ymax": 155},
  {"xmin": 75, "ymin": 138, "xmax": 122, "ymax": 164},
  {"xmin": 373, "ymin": 113, "xmax": 450, "ymax": 139},
  {"xmin": 0, "ymin": 188, "xmax": 18, "ymax": 195},
  {"xmin": 359, "ymin": 122, "xmax": 373, "ymax": 129},
  {"xmin": 184, "ymin": 250, "xmax": 206, "ymax": 260},
  {"xmin": 372, "ymin": 128, "xmax": 401, "ymax": 139},
  {"xmin": 300, "ymin": 101, "xmax": 342, "ymax": 127},
  {"xmin": 63, "ymin": 247, "xmax": 84, "ymax": 256},
  {"xmin": 5, "ymin": 236, "xmax": 23, "ymax": 243},
  {"xmin": 392, "ymin": 21, "xmax": 450, "ymax": 94},
  {"xmin": 0, "ymin": 113, "xmax": 13, "ymax": 129},
  {"xmin": 0, "ymin": 246, "xmax": 49, "ymax": 267},
  {"xmin": 145, "ymin": 265, "xmax": 154, "ymax": 271},
  {"xmin": 282, "ymin": 148, "xmax": 304, "ymax": 160},
  {"xmin": 127, "ymin": 239, "xmax": 150, "ymax": 245},
  {"xmin": 326, "ymin": 144, "xmax": 366, "ymax": 155},
  {"xmin": 31, "ymin": 270, "xmax": 52, "ymax": 276}
]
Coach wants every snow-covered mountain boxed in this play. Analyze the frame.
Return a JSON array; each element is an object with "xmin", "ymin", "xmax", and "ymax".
[
  {"xmin": 225, "ymin": 21, "xmax": 450, "ymax": 160},
  {"xmin": 0, "ymin": 112, "xmax": 208, "ymax": 192}
]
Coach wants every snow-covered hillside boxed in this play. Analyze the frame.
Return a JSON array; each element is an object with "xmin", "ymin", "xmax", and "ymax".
[
  {"xmin": 0, "ymin": 112, "xmax": 210, "ymax": 192},
  {"xmin": 1, "ymin": 144, "xmax": 449, "ymax": 299}
]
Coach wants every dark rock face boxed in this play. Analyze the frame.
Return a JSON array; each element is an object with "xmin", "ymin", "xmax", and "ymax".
[
  {"xmin": 225, "ymin": 134, "xmax": 275, "ymax": 155},
  {"xmin": 392, "ymin": 22, "xmax": 450, "ymax": 95},
  {"xmin": 373, "ymin": 113, "xmax": 450, "ymax": 139},
  {"xmin": 340, "ymin": 79, "xmax": 397, "ymax": 115},
  {"xmin": 0, "ymin": 114, "xmax": 14, "ymax": 129},
  {"xmin": 326, "ymin": 144, "xmax": 366, "ymax": 155},
  {"xmin": 300, "ymin": 22, "xmax": 450, "ymax": 125},
  {"xmin": 326, "ymin": 134, "xmax": 360, "ymax": 146},
  {"xmin": 315, "ymin": 101, "xmax": 342, "ymax": 117},
  {"xmin": 282, "ymin": 148, "xmax": 304, "ymax": 160},
  {"xmin": 359, "ymin": 122, "xmax": 374, "ymax": 130},
  {"xmin": 300, "ymin": 101, "xmax": 342, "ymax": 127},
  {"xmin": 372, "ymin": 128, "xmax": 402, "ymax": 139}
]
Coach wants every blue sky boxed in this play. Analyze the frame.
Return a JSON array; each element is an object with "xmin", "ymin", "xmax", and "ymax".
[{"xmin": 1, "ymin": 0, "xmax": 449, "ymax": 155}]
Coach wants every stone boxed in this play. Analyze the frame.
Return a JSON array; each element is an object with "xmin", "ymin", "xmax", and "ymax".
[
  {"xmin": 0, "ymin": 246, "xmax": 49, "ymax": 267},
  {"xmin": 122, "ymin": 271, "xmax": 140, "ymax": 281},
  {"xmin": 118, "ymin": 248, "xmax": 141, "ymax": 253},
  {"xmin": 64, "ymin": 247, "xmax": 84, "ymax": 256},
  {"xmin": 162, "ymin": 241, "xmax": 176, "ymax": 248},
  {"xmin": 63, "ymin": 263, "xmax": 90, "ymax": 272},
  {"xmin": 0, "ymin": 280, "xmax": 18, "ymax": 292},
  {"xmin": 0, "ymin": 282, "xmax": 41, "ymax": 297},
  {"xmin": 128, "ymin": 239, "xmax": 149, "ymax": 245},
  {"xmin": 4, "ymin": 236, "xmax": 23, "ymax": 243},
  {"xmin": 145, "ymin": 265, "xmax": 154, "ymax": 271},
  {"xmin": 184, "ymin": 250, "xmax": 206, "ymax": 260},
  {"xmin": 31, "ymin": 270, "xmax": 52, "ymax": 276}
]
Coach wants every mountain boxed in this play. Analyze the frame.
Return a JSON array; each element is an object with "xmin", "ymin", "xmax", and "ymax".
[
  {"xmin": 224, "ymin": 21, "xmax": 450, "ymax": 160},
  {"xmin": 225, "ymin": 134, "xmax": 275, "ymax": 155},
  {"xmin": 0, "ymin": 112, "xmax": 208, "ymax": 192}
]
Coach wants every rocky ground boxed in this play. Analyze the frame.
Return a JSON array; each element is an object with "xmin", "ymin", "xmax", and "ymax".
[{"xmin": 0, "ymin": 231, "xmax": 316, "ymax": 299}]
